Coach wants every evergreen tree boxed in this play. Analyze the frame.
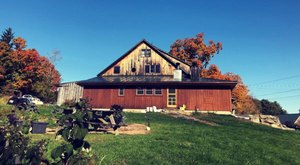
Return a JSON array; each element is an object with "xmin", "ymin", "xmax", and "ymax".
[
  {"xmin": 259, "ymin": 99, "xmax": 287, "ymax": 115},
  {"xmin": 0, "ymin": 27, "xmax": 14, "ymax": 47}
]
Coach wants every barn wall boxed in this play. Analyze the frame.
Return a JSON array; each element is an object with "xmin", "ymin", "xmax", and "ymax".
[
  {"xmin": 83, "ymin": 88, "xmax": 167, "ymax": 109},
  {"xmin": 83, "ymin": 87, "xmax": 232, "ymax": 111},
  {"xmin": 57, "ymin": 83, "xmax": 83, "ymax": 105},
  {"xmin": 177, "ymin": 89, "xmax": 232, "ymax": 111}
]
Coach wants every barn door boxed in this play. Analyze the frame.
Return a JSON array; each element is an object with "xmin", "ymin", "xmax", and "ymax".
[{"xmin": 167, "ymin": 88, "xmax": 177, "ymax": 107}]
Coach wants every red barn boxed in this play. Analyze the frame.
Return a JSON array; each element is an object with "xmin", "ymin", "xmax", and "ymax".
[{"xmin": 77, "ymin": 40, "xmax": 236, "ymax": 113}]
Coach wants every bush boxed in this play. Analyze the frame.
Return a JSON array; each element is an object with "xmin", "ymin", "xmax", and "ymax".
[
  {"xmin": 62, "ymin": 99, "xmax": 77, "ymax": 108},
  {"xmin": 0, "ymin": 125, "xmax": 48, "ymax": 164},
  {"xmin": 52, "ymin": 101, "xmax": 94, "ymax": 164}
]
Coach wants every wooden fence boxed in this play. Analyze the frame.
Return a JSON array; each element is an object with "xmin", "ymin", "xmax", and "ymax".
[{"xmin": 56, "ymin": 82, "xmax": 83, "ymax": 105}]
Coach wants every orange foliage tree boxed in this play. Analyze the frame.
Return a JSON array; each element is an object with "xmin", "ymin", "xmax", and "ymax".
[
  {"xmin": 169, "ymin": 33, "xmax": 222, "ymax": 68},
  {"xmin": 169, "ymin": 33, "xmax": 258, "ymax": 114},
  {"xmin": 201, "ymin": 65, "xmax": 258, "ymax": 114},
  {"xmin": 0, "ymin": 28, "xmax": 60, "ymax": 102}
]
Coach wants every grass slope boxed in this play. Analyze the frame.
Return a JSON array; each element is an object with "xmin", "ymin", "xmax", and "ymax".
[
  {"xmin": 31, "ymin": 112, "xmax": 300, "ymax": 164},
  {"xmin": 84, "ymin": 113, "xmax": 300, "ymax": 164}
]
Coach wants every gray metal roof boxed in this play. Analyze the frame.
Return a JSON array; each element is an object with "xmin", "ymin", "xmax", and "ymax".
[
  {"xmin": 77, "ymin": 75, "xmax": 237, "ymax": 88},
  {"xmin": 278, "ymin": 114, "xmax": 300, "ymax": 124}
]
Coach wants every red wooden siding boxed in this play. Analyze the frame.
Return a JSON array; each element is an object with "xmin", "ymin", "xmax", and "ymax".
[
  {"xmin": 177, "ymin": 89, "xmax": 232, "ymax": 111},
  {"xmin": 83, "ymin": 88, "xmax": 167, "ymax": 109},
  {"xmin": 83, "ymin": 88, "xmax": 232, "ymax": 111}
]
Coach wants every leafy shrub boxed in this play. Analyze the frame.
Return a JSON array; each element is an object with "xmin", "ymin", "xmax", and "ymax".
[
  {"xmin": 62, "ymin": 99, "xmax": 77, "ymax": 108},
  {"xmin": 52, "ymin": 102, "xmax": 94, "ymax": 164},
  {"xmin": 0, "ymin": 125, "xmax": 48, "ymax": 164}
]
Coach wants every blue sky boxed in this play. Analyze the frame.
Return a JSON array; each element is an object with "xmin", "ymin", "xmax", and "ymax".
[{"xmin": 1, "ymin": 0, "xmax": 300, "ymax": 113}]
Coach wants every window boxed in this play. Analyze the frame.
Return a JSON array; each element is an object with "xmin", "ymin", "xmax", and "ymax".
[
  {"xmin": 136, "ymin": 87, "xmax": 144, "ymax": 95},
  {"xmin": 145, "ymin": 64, "xmax": 160, "ymax": 74},
  {"xmin": 141, "ymin": 49, "xmax": 151, "ymax": 57},
  {"xmin": 114, "ymin": 66, "xmax": 120, "ymax": 74},
  {"xmin": 146, "ymin": 88, "xmax": 153, "ymax": 95},
  {"xmin": 154, "ymin": 88, "xmax": 162, "ymax": 95},
  {"xmin": 145, "ymin": 65, "xmax": 150, "ymax": 73},
  {"xmin": 156, "ymin": 65, "xmax": 160, "ymax": 73},
  {"xmin": 150, "ymin": 65, "xmax": 155, "ymax": 73},
  {"xmin": 118, "ymin": 88, "xmax": 124, "ymax": 96}
]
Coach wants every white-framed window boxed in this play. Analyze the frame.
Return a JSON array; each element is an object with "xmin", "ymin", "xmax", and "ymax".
[
  {"xmin": 118, "ymin": 88, "xmax": 124, "ymax": 96},
  {"xmin": 154, "ymin": 88, "xmax": 162, "ymax": 95},
  {"xmin": 136, "ymin": 87, "xmax": 144, "ymax": 95},
  {"xmin": 145, "ymin": 88, "xmax": 153, "ymax": 95},
  {"xmin": 141, "ymin": 49, "xmax": 151, "ymax": 57}
]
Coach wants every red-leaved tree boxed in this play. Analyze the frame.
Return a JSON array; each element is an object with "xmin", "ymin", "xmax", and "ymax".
[
  {"xmin": 169, "ymin": 33, "xmax": 222, "ymax": 68},
  {"xmin": 0, "ymin": 28, "xmax": 61, "ymax": 102}
]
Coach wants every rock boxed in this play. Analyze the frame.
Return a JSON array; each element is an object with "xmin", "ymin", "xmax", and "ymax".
[
  {"xmin": 259, "ymin": 115, "xmax": 281, "ymax": 125},
  {"xmin": 244, "ymin": 114, "xmax": 294, "ymax": 131},
  {"xmin": 270, "ymin": 123, "xmax": 282, "ymax": 128},
  {"xmin": 249, "ymin": 115, "xmax": 260, "ymax": 123},
  {"xmin": 263, "ymin": 118, "xmax": 276, "ymax": 124}
]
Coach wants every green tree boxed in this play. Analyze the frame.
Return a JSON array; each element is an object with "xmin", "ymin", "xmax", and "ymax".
[
  {"xmin": 258, "ymin": 99, "xmax": 287, "ymax": 115},
  {"xmin": 0, "ymin": 27, "xmax": 14, "ymax": 47}
]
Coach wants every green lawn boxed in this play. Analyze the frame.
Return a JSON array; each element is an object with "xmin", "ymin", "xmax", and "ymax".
[
  {"xmin": 0, "ymin": 104, "xmax": 60, "ymax": 127},
  {"xmin": 29, "ymin": 112, "xmax": 300, "ymax": 165}
]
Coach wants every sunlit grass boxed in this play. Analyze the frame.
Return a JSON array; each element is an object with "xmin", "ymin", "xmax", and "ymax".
[{"xmin": 1, "ymin": 104, "xmax": 300, "ymax": 164}]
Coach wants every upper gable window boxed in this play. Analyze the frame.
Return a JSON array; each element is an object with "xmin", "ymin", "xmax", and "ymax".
[
  {"xmin": 145, "ymin": 65, "xmax": 150, "ymax": 73},
  {"xmin": 141, "ymin": 49, "xmax": 151, "ymax": 57},
  {"xmin": 114, "ymin": 66, "xmax": 120, "ymax": 74},
  {"xmin": 145, "ymin": 64, "xmax": 160, "ymax": 74},
  {"xmin": 156, "ymin": 65, "xmax": 160, "ymax": 73}
]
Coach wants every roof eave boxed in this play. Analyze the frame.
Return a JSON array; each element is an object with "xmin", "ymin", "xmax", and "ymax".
[{"xmin": 77, "ymin": 81, "xmax": 237, "ymax": 89}]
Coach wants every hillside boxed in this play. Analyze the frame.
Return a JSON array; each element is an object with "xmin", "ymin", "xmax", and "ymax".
[{"xmin": 30, "ymin": 112, "xmax": 300, "ymax": 164}]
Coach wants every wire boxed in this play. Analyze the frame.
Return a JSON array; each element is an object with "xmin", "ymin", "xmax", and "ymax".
[
  {"xmin": 256, "ymin": 88, "xmax": 300, "ymax": 97},
  {"xmin": 268, "ymin": 94, "xmax": 300, "ymax": 100},
  {"xmin": 249, "ymin": 74, "xmax": 300, "ymax": 86}
]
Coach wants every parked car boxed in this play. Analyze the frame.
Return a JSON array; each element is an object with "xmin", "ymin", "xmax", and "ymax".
[
  {"xmin": 22, "ymin": 94, "xmax": 44, "ymax": 105},
  {"xmin": 32, "ymin": 97, "xmax": 44, "ymax": 105},
  {"xmin": 7, "ymin": 96, "xmax": 38, "ymax": 112},
  {"xmin": 22, "ymin": 94, "xmax": 33, "ymax": 101}
]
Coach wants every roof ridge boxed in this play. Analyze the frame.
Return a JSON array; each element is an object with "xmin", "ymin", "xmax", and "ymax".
[
  {"xmin": 98, "ymin": 39, "xmax": 190, "ymax": 76},
  {"xmin": 144, "ymin": 41, "xmax": 192, "ymax": 66}
]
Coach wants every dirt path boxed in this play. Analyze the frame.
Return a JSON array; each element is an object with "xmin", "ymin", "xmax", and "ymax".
[{"xmin": 166, "ymin": 113, "xmax": 218, "ymax": 126}]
